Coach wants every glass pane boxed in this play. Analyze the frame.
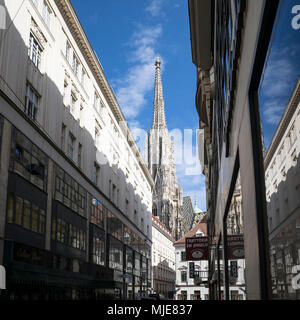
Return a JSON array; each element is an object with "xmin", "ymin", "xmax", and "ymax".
[
  {"xmin": 7, "ymin": 193, "xmax": 14, "ymax": 223},
  {"xmin": 31, "ymin": 204, "xmax": 39, "ymax": 232},
  {"xmin": 258, "ymin": 0, "xmax": 300, "ymax": 300},
  {"xmin": 23, "ymin": 200, "xmax": 31, "ymax": 230},
  {"xmin": 15, "ymin": 196, "xmax": 23, "ymax": 225},
  {"xmin": 225, "ymin": 171, "xmax": 246, "ymax": 300},
  {"xmin": 39, "ymin": 210, "xmax": 45, "ymax": 234}
]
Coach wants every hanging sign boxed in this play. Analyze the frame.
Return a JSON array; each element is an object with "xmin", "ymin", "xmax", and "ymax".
[
  {"xmin": 0, "ymin": 265, "xmax": 6, "ymax": 290},
  {"xmin": 186, "ymin": 237, "xmax": 209, "ymax": 261},
  {"xmin": 227, "ymin": 235, "xmax": 244, "ymax": 259}
]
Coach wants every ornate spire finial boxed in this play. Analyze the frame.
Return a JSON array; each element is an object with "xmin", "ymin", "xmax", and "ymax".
[
  {"xmin": 152, "ymin": 56, "xmax": 167, "ymax": 129},
  {"xmin": 155, "ymin": 56, "xmax": 161, "ymax": 68}
]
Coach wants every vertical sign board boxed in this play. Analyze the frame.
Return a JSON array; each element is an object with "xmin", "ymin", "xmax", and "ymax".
[
  {"xmin": 186, "ymin": 237, "xmax": 209, "ymax": 261},
  {"xmin": 227, "ymin": 235, "xmax": 244, "ymax": 260},
  {"xmin": 230, "ymin": 261, "xmax": 238, "ymax": 278},
  {"xmin": 189, "ymin": 262, "xmax": 195, "ymax": 278},
  {"xmin": 0, "ymin": 265, "xmax": 5, "ymax": 289}
]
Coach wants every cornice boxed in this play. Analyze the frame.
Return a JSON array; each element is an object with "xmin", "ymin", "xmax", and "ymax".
[{"xmin": 54, "ymin": 0, "xmax": 154, "ymax": 189}]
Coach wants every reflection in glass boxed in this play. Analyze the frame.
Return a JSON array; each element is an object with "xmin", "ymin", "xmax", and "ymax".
[
  {"xmin": 225, "ymin": 172, "xmax": 246, "ymax": 300},
  {"xmin": 259, "ymin": 0, "xmax": 300, "ymax": 300}
]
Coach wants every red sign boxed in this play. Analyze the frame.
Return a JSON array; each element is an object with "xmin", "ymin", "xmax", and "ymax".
[
  {"xmin": 227, "ymin": 235, "xmax": 244, "ymax": 260},
  {"xmin": 186, "ymin": 237, "xmax": 209, "ymax": 261}
]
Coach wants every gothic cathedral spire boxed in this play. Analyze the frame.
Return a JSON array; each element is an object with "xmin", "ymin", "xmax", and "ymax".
[{"xmin": 152, "ymin": 57, "xmax": 167, "ymax": 129}]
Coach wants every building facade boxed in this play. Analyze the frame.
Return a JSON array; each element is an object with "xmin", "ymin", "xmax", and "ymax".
[
  {"xmin": 174, "ymin": 218, "xmax": 209, "ymax": 300},
  {"xmin": 265, "ymin": 79, "xmax": 300, "ymax": 299},
  {"xmin": 188, "ymin": 0, "xmax": 300, "ymax": 300},
  {"xmin": 182, "ymin": 196, "xmax": 195, "ymax": 234},
  {"xmin": 0, "ymin": 0, "xmax": 153, "ymax": 300},
  {"xmin": 145, "ymin": 58, "xmax": 183, "ymax": 241},
  {"xmin": 151, "ymin": 215, "xmax": 175, "ymax": 299}
]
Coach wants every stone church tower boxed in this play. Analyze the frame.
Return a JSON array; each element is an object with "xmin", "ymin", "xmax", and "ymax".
[{"xmin": 145, "ymin": 57, "xmax": 183, "ymax": 240}]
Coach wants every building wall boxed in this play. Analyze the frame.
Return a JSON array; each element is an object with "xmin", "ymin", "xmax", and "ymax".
[
  {"xmin": 0, "ymin": 0, "xmax": 153, "ymax": 300},
  {"xmin": 265, "ymin": 94, "xmax": 300, "ymax": 234},
  {"xmin": 151, "ymin": 216, "xmax": 175, "ymax": 298},
  {"xmin": 174, "ymin": 244, "xmax": 209, "ymax": 300}
]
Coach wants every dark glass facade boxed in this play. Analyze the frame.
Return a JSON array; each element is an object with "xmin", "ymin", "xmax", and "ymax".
[{"xmin": 0, "ymin": 124, "xmax": 151, "ymax": 300}]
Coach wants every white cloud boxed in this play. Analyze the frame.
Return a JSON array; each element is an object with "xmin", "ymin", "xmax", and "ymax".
[
  {"xmin": 115, "ymin": 25, "xmax": 163, "ymax": 119},
  {"xmin": 263, "ymin": 100, "xmax": 286, "ymax": 125},
  {"xmin": 145, "ymin": 0, "xmax": 163, "ymax": 17}
]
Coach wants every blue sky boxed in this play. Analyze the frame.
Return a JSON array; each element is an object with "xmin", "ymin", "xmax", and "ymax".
[
  {"xmin": 71, "ymin": 0, "xmax": 207, "ymax": 211},
  {"xmin": 259, "ymin": 0, "xmax": 300, "ymax": 150}
]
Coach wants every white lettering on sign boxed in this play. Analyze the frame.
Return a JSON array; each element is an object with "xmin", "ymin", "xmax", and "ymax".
[
  {"xmin": 292, "ymin": 5, "xmax": 300, "ymax": 30},
  {"xmin": 292, "ymin": 265, "xmax": 300, "ymax": 290}
]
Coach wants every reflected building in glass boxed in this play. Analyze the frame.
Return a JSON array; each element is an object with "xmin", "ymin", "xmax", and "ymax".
[
  {"xmin": 188, "ymin": 0, "xmax": 300, "ymax": 300},
  {"xmin": 264, "ymin": 79, "xmax": 300, "ymax": 299}
]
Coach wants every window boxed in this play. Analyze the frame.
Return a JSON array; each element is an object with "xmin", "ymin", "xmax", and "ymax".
[
  {"xmin": 78, "ymin": 143, "xmax": 82, "ymax": 169},
  {"xmin": 28, "ymin": 33, "xmax": 42, "ymax": 69},
  {"xmin": 72, "ymin": 53, "xmax": 79, "ymax": 76},
  {"xmin": 81, "ymin": 69, "xmax": 86, "ymax": 87},
  {"xmin": 54, "ymin": 165, "xmax": 86, "ymax": 216},
  {"xmin": 93, "ymin": 235, "xmax": 105, "ymax": 266},
  {"xmin": 125, "ymin": 199, "xmax": 129, "ymax": 215},
  {"xmin": 93, "ymin": 163, "xmax": 99, "ymax": 185},
  {"xmin": 7, "ymin": 193, "xmax": 45, "ymax": 234},
  {"xmin": 91, "ymin": 197, "xmax": 105, "ymax": 228},
  {"xmin": 94, "ymin": 91, "xmax": 100, "ymax": 111},
  {"xmin": 107, "ymin": 211, "xmax": 123, "ymax": 241},
  {"xmin": 52, "ymin": 217, "xmax": 86, "ymax": 251},
  {"xmin": 109, "ymin": 236, "xmax": 123, "ymax": 271},
  {"xmin": 68, "ymin": 133, "xmax": 75, "ymax": 160},
  {"xmin": 10, "ymin": 128, "xmax": 48, "ymax": 191},
  {"xmin": 181, "ymin": 251, "xmax": 186, "ymax": 262},
  {"xmin": 65, "ymin": 41, "xmax": 71, "ymax": 61},
  {"xmin": 181, "ymin": 271, "xmax": 187, "ymax": 282},
  {"xmin": 42, "ymin": 1, "xmax": 51, "ymax": 28},
  {"xmin": 70, "ymin": 94, "xmax": 76, "ymax": 113},
  {"xmin": 112, "ymin": 184, "xmax": 116, "ymax": 203},
  {"xmin": 134, "ymin": 210, "xmax": 137, "ymax": 224},
  {"xmin": 25, "ymin": 83, "xmax": 38, "ymax": 121},
  {"xmin": 95, "ymin": 127, "xmax": 100, "ymax": 146},
  {"xmin": 61, "ymin": 123, "xmax": 66, "ymax": 151}
]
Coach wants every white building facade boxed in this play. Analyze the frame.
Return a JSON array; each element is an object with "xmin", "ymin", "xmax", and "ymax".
[
  {"xmin": 264, "ymin": 78, "xmax": 300, "ymax": 299},
  {"xmin": 151, "ymin": 215, "xmax": 176, "ymax": 299},
  {"xmin": 0, "ymin": 0, "xmax": 153, "ymax": 300},
  {"xmin": 174, "ymin": 221, "xmax": 209, "ymax": 300}
]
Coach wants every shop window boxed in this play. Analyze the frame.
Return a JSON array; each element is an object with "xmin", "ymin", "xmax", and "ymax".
[
  {"xmin": 92, "ymin": 235, "xmax": 105, "ymax": 266},
  {"xmin": 52, "ymin": 216, "xmax": 86, "ymax": 251},
  {"xmin": 6, "ymin": 194, "xmax": 45, "ymax": 234},
  {"xmin": 109, "ymin": 236, "xmax": 123, "ymax": 271}
]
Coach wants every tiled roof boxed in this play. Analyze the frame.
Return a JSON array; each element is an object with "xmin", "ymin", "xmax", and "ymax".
[{"xmin": 173, "ymin": 215, "xmax": 207, "ymax": 246}]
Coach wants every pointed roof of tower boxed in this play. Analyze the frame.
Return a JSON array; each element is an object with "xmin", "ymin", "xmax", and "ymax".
[{"xmin": 152, "ymin": 57, "xmax": 167, "ymax": 129}]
